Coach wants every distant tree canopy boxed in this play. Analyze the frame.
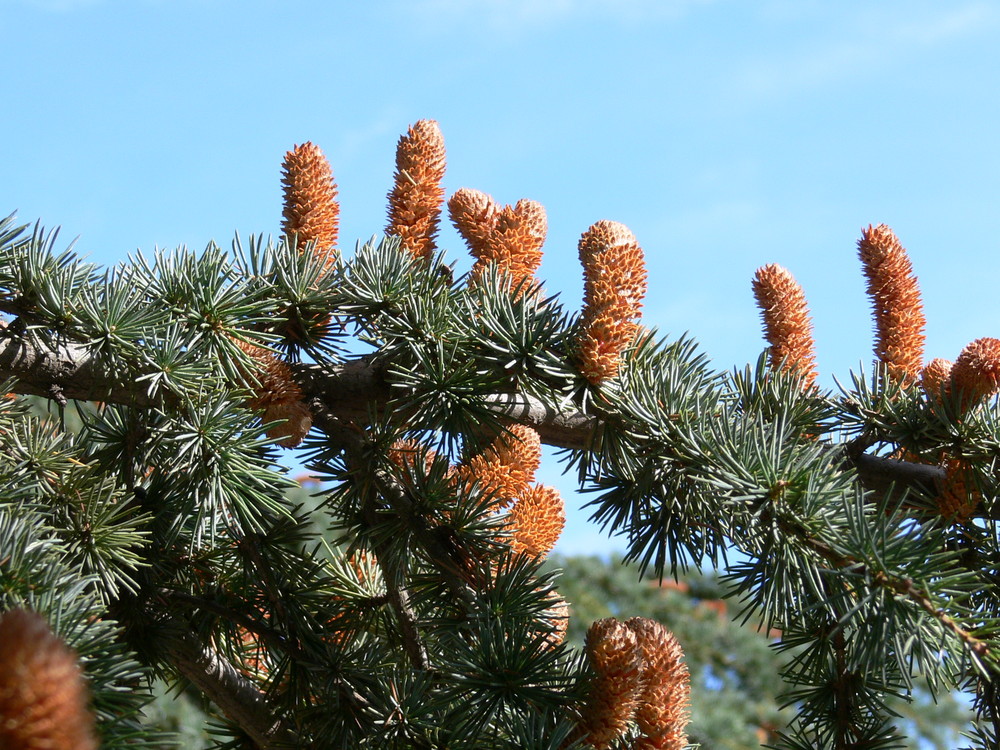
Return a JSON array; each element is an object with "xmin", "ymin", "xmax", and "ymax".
[{"xmin": 1, "ymin": 120, "xmax": 999, "ymax": 749}]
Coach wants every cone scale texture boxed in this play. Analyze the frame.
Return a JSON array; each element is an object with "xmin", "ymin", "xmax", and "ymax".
[
  {"xmin": 281, "ymin": 141, "xmax": 339, "ymax": 266},
  {"xmin": 386, "ymin": 120, "xmax": 447, "ymax": 261},
  {"xmin": 576, "ymin": 221, "xmax": 647, "ymax": 384},
  {"xmin": 858, "ymin": 224, "xmax": 925, "ymax": 385},
  {"xmin": 752, "ymin": 264, "xmax": 818, "ymax": 388}
]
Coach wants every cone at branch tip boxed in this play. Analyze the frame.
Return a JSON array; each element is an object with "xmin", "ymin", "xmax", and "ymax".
[
  {"xmin": 0, "ymin": 608, "xmax": 98, "ymax": 750},
  {"xmin": 858, "ymin": 224, "xmax": 925, "ymax": 385},
  {"xmin": 387, "ymin": 119, "xmax": 447, "ymax": 261},
  {"xmin": 448, "ymin": 187, "xmax": 498, "ymax": 259},
  {"xmin": 752, "ymin": 263, "xmax": 818, "ymax": 388},
  {"xmin": 575, "ymin": 220, "xmax": 648, "ymax": 384},
  {"xmin": 281, "ymin": 141, "xmax": 340, "ymax": 266}
]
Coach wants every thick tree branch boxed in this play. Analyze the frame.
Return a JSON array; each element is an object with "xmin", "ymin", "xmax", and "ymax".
[
  {"xmin": 0, "ymin": 329, "xmax": 154, "ymax": 405},
  {"xmin": 156, "ymin": 618, "xmax": 298, "ymax": 749},
  {"xmin": 0, "ymin": 329, "xmax": 949, "ymax": 504}
]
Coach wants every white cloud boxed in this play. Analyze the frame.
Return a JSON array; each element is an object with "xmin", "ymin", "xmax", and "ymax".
[
  {"xmin": 735, "ymin": 3, "xmax": 996, "ymax": 100},
  {"xmin": 405, "ymin": 0, "xmax": 717, "ymax": 32}
]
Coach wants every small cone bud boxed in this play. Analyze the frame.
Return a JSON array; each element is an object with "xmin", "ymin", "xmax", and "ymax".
[{"xmin": 922, "ymin": 358, "xmax": 954, "ymax": 402}]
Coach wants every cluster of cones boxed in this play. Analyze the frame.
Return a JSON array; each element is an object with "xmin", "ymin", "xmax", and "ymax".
[
  {"xmin": 573, "ymin": 616, "xmax": 690, "ymax": 750},
  {"xmin": 244, "ymin": 118, "xmax": 650, "ymax": 446},
  {"xmin": 752, "ymin": 224, "xmax": 1000, "ymax": 520}
]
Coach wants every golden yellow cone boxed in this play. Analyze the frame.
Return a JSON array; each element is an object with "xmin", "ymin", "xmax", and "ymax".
[
  {"xmin": 625, "ymin": 617, "xmax": 691, "ymax": 750},
  {"xmin": 577, "ymin": 618, "xmax": 644, "ymax": 749},
  {"xmin": 752, "ymin": 264, "xmax": 818, "ymax": 388},
  {"xmin": 576, "ymin": 221, "xmax": 647, "ymax": 384},
  {"xmin": 0, "ymin": 608, "xmax": 98, "ymax": 750},
  {"xmin": 449, "ymin": 187, "xmax": 547, "ymax": 294},
  {"xmin": 949, "ymin": 337, "xmax": 1000, "ymax": 411},
  {"xmin": 506, "ymin": 484, "xmax": 565, "ymax": 558},
  {"xmin": 455, "ymin": 425, "xmax": 542, "ymax": 506},
  {"xmin": 281, "ymin": 141, "xmax": 339, "ymax": 266},
  {"xmin": 476, "ymin": 199, "xmax": 547, "ymax": 290},
  {"xmin": 386, "ymin": 119, "xmax": 447, "ymax": 261},
  {"xmin": 858, "ymin": 224, "xmax": 925, "ymax": 385},
  {"xmin": 449, "ymin": 187, "xmax": 498, "ymax": 259}
]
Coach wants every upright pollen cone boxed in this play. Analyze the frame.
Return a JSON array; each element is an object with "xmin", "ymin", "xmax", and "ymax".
[
  {"xmin": 858, "ymin": 224, "xmax": 925, "ymax": 385},
  {"xmin": 448, "ymin": 187, "xmax": 498, "ymax": 259},
  {"xmin": 575, "ymin": 220, "xmax": 647, "ymax": 384},
  {"xmin": 0, "ymin": 608, "xmax": 98, "ymax": 750},
  {"xmin": 752, "ymin": 264, "xmax": 818, "ymax": 388},
  {"xmin": 577, "ymin": 618, "xmax": 644, "ymax": 749},
  {"xmin": 386, "ymin": 119, "xmax": 447, "ymax": 261},
  {"xmin": 281, "ymin": 141, "xmax": 339, "ymax": 266},
  {"xmin": 949, "ymin": 337, "xmax": 1000, "ymax": 411},
  {"xmin": 625, "ymin": 617, "xmax": 691, "ymax": 750}
]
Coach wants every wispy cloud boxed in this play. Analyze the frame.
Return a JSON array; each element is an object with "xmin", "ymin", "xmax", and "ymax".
[
  {"xmin": 403, "ymin": 0, "xmax": 717, "ymax": 32},
  {"xmin": 8, "ymin": 0, "xmax": 105, "ymax": 11},
  {"xmin": 735, "ymin": 3, "xmax": 996, "ymax": 100}
]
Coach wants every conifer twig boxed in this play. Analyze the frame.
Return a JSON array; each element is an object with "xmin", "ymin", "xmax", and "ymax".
[{"xmin": 158, "ymin": 618, "xmax": 298, "ymax": 748}]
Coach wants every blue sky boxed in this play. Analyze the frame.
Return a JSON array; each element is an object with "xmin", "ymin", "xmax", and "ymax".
[{"xmin": 3, "ymin": 0, "xmax": 999, "ymax": 557}]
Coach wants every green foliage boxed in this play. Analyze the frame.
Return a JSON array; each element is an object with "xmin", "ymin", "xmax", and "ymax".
[{"xmin": 0, "ymin": 205, "xmax": 996, "ymax": 750}]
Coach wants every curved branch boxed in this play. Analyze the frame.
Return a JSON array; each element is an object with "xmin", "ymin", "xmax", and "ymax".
[
  {"xmin": 157, "ymin": 618, "xmax": 298, "ymax": 748},
  {"xmin": 0, "ymin": 329, "xmax": 948, "ymax": 504}
]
